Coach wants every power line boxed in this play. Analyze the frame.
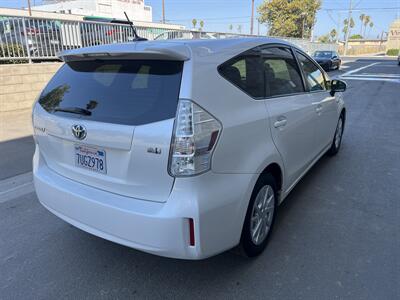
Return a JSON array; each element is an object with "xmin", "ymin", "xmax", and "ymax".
[{"xmin": 322, "ymin": 6, "xmax": 400, "ymax": 11}]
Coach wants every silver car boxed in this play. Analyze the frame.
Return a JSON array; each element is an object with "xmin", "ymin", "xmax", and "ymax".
[{"xmin": 33, "ymin": 38, "xmax": 347, "ymax": 259}]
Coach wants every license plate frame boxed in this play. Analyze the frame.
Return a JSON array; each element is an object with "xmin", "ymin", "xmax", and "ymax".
[{"xmin": 74, "ymin": 144, "xmax": 107, "ymax": 174}]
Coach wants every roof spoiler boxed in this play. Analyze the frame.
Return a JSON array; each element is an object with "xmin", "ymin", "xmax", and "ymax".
[{"xmin": 59, "ymin": 49, "xmax": 190, "ymax": 62}]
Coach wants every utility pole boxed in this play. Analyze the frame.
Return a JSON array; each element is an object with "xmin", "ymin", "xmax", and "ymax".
[
  {"xmin": 162, "ymin": 0, "xmax": 165, "ymax": 24},
  {"xmin": 27, "ymin": 0, "xmax": 32, "ymax": 16},
  {"xmin": 250, "ymin": 0, "xmax": 254, "ymax": 35},
  {"xmin": 300, "ymin": 12, "xmax": 306, "ymax": 39},
  {"xmin": 337, "ymin": 12, "xmax": 341, "ymax": 43},
  {"xmin": 257, "ymin": 19, "xmax": 260, "ymax": 36},
  {"xmin": 344, "ymin": 0, "xmax": 353, "ymax": 56}
]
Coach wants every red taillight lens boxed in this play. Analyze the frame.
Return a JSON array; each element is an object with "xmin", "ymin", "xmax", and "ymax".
[
  {"xmin": 106, "ymin": 29, "xmax": 119, "ymax": 36},
  {"xmin": 169, "ymin": 100, "xmax": 222, "ymax": 177},
  {"xmin": 26, "ymin": 27, "xmax": 38, "ymax": 35},
  {"xmin": 189, "ymin": 218, "xmax": 195, "ymax": 246}
]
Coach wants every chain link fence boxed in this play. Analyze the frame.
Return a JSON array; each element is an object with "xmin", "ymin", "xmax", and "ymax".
[{"xmin": 0, "ymin": 15, "xmax": 337, "ymax": 63}]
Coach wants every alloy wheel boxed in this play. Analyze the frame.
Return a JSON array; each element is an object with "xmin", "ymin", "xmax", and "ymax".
[
  {"xmin": 335, "ymin": 117, "xmax": 343, "ymax": 149},
  {"xmin": 250, "ymin": 185, "xmax": 275, "ymax": 245}
]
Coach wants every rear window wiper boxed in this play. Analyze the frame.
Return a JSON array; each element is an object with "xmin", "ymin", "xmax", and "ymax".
[{"xmin": 54, "ymin": 107, "xmax": 92, "ymax": 116}]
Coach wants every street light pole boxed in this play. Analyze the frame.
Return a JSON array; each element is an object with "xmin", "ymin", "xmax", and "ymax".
[
  {"xmin": 300, "ymin": 12, "xmax": 306, "ymax": 39},
  {"xmin": 250, "ymin": 0, "xmax": 254, "ymax": 35},
  {"xmin": 162, "ymin": 0, "xmax": 165, "ymax": 24},
  {"xmin": 27, "ymin": 0, "xmax": 32, "ymax": 16},
  {"xmin": 344, "ymin": 0, "xmax": 353, "ymax": 56}
]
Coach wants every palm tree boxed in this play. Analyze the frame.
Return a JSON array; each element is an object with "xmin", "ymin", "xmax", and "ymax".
[
  {"xmin": 329, "ymin": 29, "xmax": 337, "ymax": 42},
  {"xmin": 192, "ymin": 18, "xmax": 197, "ymax": 29},
  {"xmin": 363, "ymin": 15, "xmax": 371, "ymax": 37},
  {"xmin": 368, "ymin": 22, "xmax": 374, "ymax": 38},
  {"xmin": 343, "ymin": 17, "xmax": 355, "ymax": 40},
  {"xmin": 359, "ymin": 13, "xmax": 365, "ymax": 35},
  {"xmin": 199, "ymin": 20, "xmax": 204, "ymax": 31}
]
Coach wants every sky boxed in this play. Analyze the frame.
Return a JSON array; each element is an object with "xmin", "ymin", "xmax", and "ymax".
[{"xmin": 1, "ymin": 0, "xmax": 399, "ymax": 39}]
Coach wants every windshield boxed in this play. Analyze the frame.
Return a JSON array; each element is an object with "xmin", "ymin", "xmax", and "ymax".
[
  {"xmin": 38, "ymin": 59, "xmax": 183, "ymax": 126},
  {"xmin": 314, "ymin": 51, "xmax": 333, "ymax": 58}
]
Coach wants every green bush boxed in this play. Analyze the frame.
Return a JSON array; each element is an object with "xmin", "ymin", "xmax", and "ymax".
[
  {"xmin": 386, "ymin": 49, "xmax": 400, "ymax": 56},
  {"xmin": 0, "ymin": 43, "xmax": 28, "ymax": 64}
]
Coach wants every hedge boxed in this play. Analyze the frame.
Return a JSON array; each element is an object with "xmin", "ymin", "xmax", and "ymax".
[
  {"xmin": 0, "ymin": 44, "xmax": 28, "ymax": 64},
  {"xmin": 386, "ymin": 49, "xmax": 400, "ymax": 56}
]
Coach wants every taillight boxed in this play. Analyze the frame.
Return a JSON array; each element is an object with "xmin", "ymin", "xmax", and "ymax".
[
  {"xmin": 106, "ymin": 29, "xmax": 119, "ymax": 36},
  {"xmin": 169, "ymin": 100, "xmax": 221, "ymax": 177},
  {"xmin": 26, "ymin": 27, "xmax": 38, "ymax": 35}
]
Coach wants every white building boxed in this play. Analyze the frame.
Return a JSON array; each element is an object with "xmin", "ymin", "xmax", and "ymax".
[{"xmin": 32, "ymin": 0, "xmax": 152, "ymax": 22}]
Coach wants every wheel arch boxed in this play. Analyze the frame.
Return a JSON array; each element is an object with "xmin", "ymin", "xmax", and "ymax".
[{"xmin": 260, "ymin": 163, "xmax": 283, "ymax": 196}]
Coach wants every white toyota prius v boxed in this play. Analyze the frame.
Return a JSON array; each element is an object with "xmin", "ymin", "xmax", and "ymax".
[{"xmin": 32, "ymin": 38, "xmax": 346, "ymax": 259}]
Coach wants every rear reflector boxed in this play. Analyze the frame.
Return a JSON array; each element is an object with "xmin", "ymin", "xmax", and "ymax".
[{"xmin": 189, "ymin": 218, "xmax": 195, "ymax": 246}]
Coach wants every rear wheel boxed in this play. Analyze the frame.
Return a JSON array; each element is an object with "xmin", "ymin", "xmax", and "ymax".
[
  {"xmin": 240, "ymin": 174, "xmax": 277, "ymax": 257},
  {"xmin": 327, "ymin": 114, "xmax": 344, "ymax": 156}
]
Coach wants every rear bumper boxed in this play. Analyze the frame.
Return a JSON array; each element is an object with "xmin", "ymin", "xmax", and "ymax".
[{"xmin": 33, "ymin": 147, "xmax": 255, "ymax": 259}]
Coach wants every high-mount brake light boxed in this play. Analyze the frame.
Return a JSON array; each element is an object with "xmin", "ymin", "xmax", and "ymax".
[{"xmin": 169, "ymin": 100, "xmax": 221, "ymax": 177}]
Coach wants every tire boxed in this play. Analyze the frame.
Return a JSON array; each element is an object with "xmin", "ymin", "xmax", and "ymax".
[
  {"xmin": 240, "ymin": 173, "xmax": 277, "ymax": 257},
  {"xmin": 327, "ymin": 114, "xmax": 344, "ymax": 156},
  {"xmin": 337, "ymin": 63, "xmax": 341, "ymax": 70}
]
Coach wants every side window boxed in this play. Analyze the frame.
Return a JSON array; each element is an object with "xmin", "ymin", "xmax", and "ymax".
[
  {"xmin": 259, "ymin": 47, "xmax": 304, "ymax": 97},
  {"xmin": 296, "ymin": 51, "xmax": 326, "ymax": 91},
  {"xmin": 218, "ymin": 52, "xmax": 264, "ymax": 98}
]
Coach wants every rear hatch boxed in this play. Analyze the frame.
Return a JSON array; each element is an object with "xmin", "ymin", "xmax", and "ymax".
[{"xmin": 33, "ymin": 58, "xmax": 183, "ymax": 203}]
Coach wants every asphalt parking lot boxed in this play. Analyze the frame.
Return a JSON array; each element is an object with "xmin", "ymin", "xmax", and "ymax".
[{"xmin": 0, "ymin": 57, "xmax": 399, "ymax": 299}]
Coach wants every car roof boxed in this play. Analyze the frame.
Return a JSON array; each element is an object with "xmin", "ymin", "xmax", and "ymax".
[{"xmin": 59, "ymin": 37, "xmax": 298, "ymax": 62}]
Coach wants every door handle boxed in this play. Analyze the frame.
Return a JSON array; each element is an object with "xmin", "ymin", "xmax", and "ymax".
[
  {"xmin": 274, "ymin": 117, "xmax": 287, "ymax": 128},
  {"xmin": 316, "ymin": 104, "xmax": 323, "ymax": 113}
]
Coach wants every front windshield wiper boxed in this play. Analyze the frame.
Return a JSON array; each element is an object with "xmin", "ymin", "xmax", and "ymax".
[{"xmin": 54, "ymin": 107, "xmax": 92, "ymax": 116}]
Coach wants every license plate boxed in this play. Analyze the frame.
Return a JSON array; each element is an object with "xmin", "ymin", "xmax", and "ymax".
[{"xmin": 74, "ymin": 145, "xmax": 107, "ymax": 174}]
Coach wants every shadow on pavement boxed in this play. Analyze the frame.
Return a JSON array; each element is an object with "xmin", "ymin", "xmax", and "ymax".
[{"xmin": 0, "ymin": 135, "xmax": 35, "ymax": 180}]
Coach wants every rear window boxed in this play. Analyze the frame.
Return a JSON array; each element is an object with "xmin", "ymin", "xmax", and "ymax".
[{"xmin": 39, "ymin": 59, "xmax": 183, "ymax": 126}]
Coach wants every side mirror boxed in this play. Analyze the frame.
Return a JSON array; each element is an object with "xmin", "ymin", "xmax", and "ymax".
[{"xmin": 330, "ymin": 79, "xmax": 347, "ymax": 96}]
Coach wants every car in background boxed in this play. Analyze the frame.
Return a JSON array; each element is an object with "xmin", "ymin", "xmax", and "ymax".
[
  {"xmin": 398, "ymin": 52, "xmax": 400, "ymax": 65},
  {"xmin": 80, "ymin": 17, "xmax": 135, "ymax": 46},
  {"xmin": 0, "ymin": 18, "xmax": 61, "ymax": 58},
  {"xmin": 313, "ymin": 50, "xmax": 341, "ymax": 71},
  {"xmin": 154, "ymin": 30, "xmax": 217, "ymax": 40}
]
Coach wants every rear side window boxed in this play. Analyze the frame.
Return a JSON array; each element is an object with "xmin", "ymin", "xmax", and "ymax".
[
  {"xmin": 260, "ymin": 47, "xmax": 304, "ymax": 97},
  {"xmin": 218, "ymin": 51, "xmax": 264, "ymax": 98},
  {"xmin": 39, "ymin": 60, "xmax": 183, "ymax": 126},
  {"xmin": 296, "ymin": 52, "xmax": 326, "ymax": 91}
]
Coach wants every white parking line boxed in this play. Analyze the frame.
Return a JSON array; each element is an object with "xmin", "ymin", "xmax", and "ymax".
[
  {"xmin": 339, "ymin": 76, "xmax": 400, "ymax": 83},
  {"xmin": 339, "ymin": 62, "xmax": 400, "ymax": 83},
  {"xmin": 357, "ymin": 73, "xmax": 400, "ymax": 78},
  {"xmin": 0, "ymin": 172, "xmax": 34, "ymax": 203},
  {"xmin": 340, "ymin": 62, "xmax": 380, "ymax": 77}
]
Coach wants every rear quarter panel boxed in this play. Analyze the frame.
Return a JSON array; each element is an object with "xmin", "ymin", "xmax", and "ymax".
[{"xmin": 180, "ymin": 51, "xmax": 284, "ymax": 176}]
